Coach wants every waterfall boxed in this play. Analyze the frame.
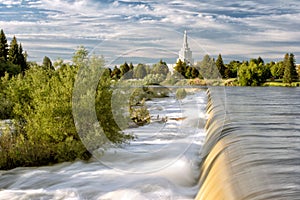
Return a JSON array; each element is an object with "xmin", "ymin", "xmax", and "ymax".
[{"xmin": 195, "ymin": 87, "xmax": 300, "ymax": 200}]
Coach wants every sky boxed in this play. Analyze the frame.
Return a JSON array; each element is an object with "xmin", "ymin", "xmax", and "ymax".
[{"xmin": 0, "ymin": 0, "xmax": 300, "ymax": 64}]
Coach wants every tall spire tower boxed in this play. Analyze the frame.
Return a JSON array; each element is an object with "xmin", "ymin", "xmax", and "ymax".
[{"xmin": 178, "ymin": 30, "xmax": 194, "ymax": 65}]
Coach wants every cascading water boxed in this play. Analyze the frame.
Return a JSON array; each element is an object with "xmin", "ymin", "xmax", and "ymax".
[
  {"xmin": 0, "ymin": 90, "xmax": 207, "ymax": 200},
  {"xmin": 196, "ymin": 87, "xmax": 300, "ymax": 200}
]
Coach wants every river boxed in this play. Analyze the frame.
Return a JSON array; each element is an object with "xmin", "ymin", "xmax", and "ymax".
[
  {"xmin": 0, "ymin": 90, "xmax": 207, "ymax": 200},
  {"xmin": 1, "ymin": 87, "xmax": 299, "ymax": 200}
]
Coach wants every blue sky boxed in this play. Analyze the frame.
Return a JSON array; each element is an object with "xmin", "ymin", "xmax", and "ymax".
[{"xmin": 0, "ymin": 0, "xmax": 299, "ymax": 64}]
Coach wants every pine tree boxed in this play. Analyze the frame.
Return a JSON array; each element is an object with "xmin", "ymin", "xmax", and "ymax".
[
  {"xmin": 216, "ymin": 54, "xmax": 225, "ymax": 78},
  {"xmin": 283, "ymin": 53, "xmax": 295, "ymax": 83},
  {"xmin": 18, "ymin": 43, "xmax": 27, "ymax": 72},
  {"xmin": 0, "ymin": 29, "xmax": 8, "ymax": 60},
  {"xmin": 8, "ymin": 36, "xmax": 19, "ymax": 65},
  {"xmin": 289, "ymin": 53, "xmax": 298, "ymax": 81}
]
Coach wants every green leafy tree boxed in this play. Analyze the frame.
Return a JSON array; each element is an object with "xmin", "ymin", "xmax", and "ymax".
[
  {"xmin": 197, "ymin": 54, "xmax": 219, "ymax": 79},
  {"xmin": 269, "ymin": 61, "xmax": 283, "ymax": 79},
  {"xmin": 216, "ymin": 54, "xmax": 226, "ymax": 78},
  {"xmin": 238, "ymin": 60, "xmax": 269, "ymax": 86},
  {"xmin": 0, "ymin": 29, "xmax": 8, "ymax": 60},
  {"xmin": 174, "ymin": 59, "xmax": 187, "ymax": 77},
  {"xmin": 42, "ymin": 56, "xmax": 54, "ymax": 70},
  {"xmin": 224, "ymin": 60, "xmax": 241, "ymax": 78},
  {"xmin": 133, "ymin": 63, "xmax": 147, "ymax": 79},
  {"xmin": 152, "ymin": 59, "xmax": 169, "ymax": 76},
  {"xmin": 72, "ymin": 45, "xmax": 88, "ymax": 67}
]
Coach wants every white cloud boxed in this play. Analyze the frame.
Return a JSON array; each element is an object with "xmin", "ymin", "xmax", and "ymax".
[{"xmin": 0, "ymin": 0, "xmax": 299, "ymax": 62}]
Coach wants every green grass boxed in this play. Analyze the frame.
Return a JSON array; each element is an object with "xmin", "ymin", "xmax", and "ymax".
[{"xmin": 263, "ymin": 82, "xmax": 300, "ymax": 87}]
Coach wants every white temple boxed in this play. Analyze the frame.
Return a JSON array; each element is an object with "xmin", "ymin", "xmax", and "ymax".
[{"xmin": 177, "ymin": 30, "xmax": 194, "ymax": 65}]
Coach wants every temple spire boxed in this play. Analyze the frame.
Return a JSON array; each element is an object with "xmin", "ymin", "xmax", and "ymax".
[
  {"xmin": 178, "ymin": 30, "xmax": 194, "ymax": 65},
  {"xmin": 183, "ymin": 30, "xmax": 188, "ymax": 48}
]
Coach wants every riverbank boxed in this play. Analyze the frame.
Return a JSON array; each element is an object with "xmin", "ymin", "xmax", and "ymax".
[{"xmin": 186, "ymin": 78, "xmax": 300, "ymax": 87}]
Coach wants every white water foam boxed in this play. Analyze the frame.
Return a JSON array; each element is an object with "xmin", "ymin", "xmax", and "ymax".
[{"xmin": 0, "ymin": 91, "xmax": 207, "ymax": 200}]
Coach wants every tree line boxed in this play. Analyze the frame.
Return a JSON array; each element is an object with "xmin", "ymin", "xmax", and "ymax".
[
  {"xmin": 173, "ymin": 53, "xmax": 299, "ymax": 86},
  {"xmin": 0, "ymin": 29, "xmax": 27, "ymax": 77}
]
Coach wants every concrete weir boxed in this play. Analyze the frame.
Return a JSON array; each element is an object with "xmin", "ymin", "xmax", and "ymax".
[{"xmin": 195, "ymin": 87, "xmax": 300, "ymax": 200}]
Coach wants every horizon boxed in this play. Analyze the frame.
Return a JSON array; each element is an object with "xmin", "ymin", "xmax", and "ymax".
[{"xmin": 1, "ymin": 0, "xmax": 300, "ymax": 64}]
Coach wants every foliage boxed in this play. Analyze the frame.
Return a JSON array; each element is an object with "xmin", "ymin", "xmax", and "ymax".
[
  {"xmin": 0, "ymin": 30, "xmax": 28, "ymax": 77},
  {"xmin": 143, "ymin": 73, "xmax": 165, "ymax": 85},
  {"xmin": 238, "ymin": 60, "xmax": 270, "ymax": 86},
  {"xmin": 174, "ymin": 59, "xmax": 187, "ymax": 77},
  {"xmin": 283, "ymin": 53, "xmax": 298, "ymax": 83},
  {"xmin": 42, "ymin": 56, "xmax": 54, "ymax": 70},
  {"xmin": 0, "ymin": 29, "xmax": 8, "ymax": 60},
  {"xmin": 152, "ymin": 59, "xmax": 169, "ymax": 76},
  {"xmin": 216, "ymin": 54, "xmax": 226, "ymax": 78},
  {"xmin": 0, "ymin": 47, "xmax": 134, "ymax": 170},
  {"xmin": 196, "ymin": 54, "xmax": 219, "ymax": 79},
  {"xmin": 224, "ymin": 60, "xmax": 240, "ymax": 79},
  {"xmin": 133, "ymin": 63, "xmax": 147, "ymax": 79}
]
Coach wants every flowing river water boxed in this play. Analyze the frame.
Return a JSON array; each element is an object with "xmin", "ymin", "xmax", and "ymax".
[
  {"xmin": 0, "ymin": 90, "xmax": 208, "ymax": 200},
  {"xmin": 1, "ymin": 87, "xmax": 300, "ymax": 200}
]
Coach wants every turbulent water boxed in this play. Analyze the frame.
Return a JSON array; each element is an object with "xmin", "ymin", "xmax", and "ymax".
[
  {"xmin": 1, "ymin": 87, "xmax": 299, "ymax": 200},
  {"xmin": 0, "ymin": 91, "xmax": 207, "ymax": 200},
  {"xmin": 196, "ymin": 87, "xmax": 300, "ymax": 200}
]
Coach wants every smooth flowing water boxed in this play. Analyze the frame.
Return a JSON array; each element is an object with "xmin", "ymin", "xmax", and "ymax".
[
  {"xmin": 196, "ymin": 87, "xmax": 300, "ymax": 200},
  {"xmin": 0, "ymin": 91, "xmax": 207, "ymax": 200}
]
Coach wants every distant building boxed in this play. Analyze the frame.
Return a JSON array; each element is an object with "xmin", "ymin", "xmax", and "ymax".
[
  {"xmin": 177, "ymin": 30, "xmax": 194, "ymax": 65},
  {"xmin": 167, "ymin": 30, "xmax": 194, "ymax": 72}
]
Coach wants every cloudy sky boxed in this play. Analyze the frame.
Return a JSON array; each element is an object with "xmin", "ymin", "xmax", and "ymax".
[{"xmin": 0, "ymin": 0, "xmax": 299, "ymax": 64}]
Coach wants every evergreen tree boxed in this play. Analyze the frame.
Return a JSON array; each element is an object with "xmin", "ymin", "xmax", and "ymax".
[
  {"xmin": 216, "ymin": 54, "xmax": 226, "ymax": 78},
  {"xmin": 0, "ymin": 29, "xmax": 8, "ymax": 60},
  {"xmin": 120, "ymin": 62, "xmax": 130, "ymax": 76},
  {"xmin": 18, "ymin": 43, "xmax": 27, "ymax": 72},
  {"xmin": 8, "ymin": 36, "xmax": 19, "ymax": 65},
  {"xmin": 111, "ymin": 66, "xmax": 121, "ymax": 79},
  {"xmin": 283, "ymin": 53, "xmax": 297, "ymax": 83},
  {"xmin": 289, "ymin": 53, "xmax": 298, "ymax": 81}
]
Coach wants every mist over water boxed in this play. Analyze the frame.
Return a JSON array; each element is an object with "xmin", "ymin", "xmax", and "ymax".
[{"xmin": 0, "ymin": 91, "xmax": 207, "ymax": 200}]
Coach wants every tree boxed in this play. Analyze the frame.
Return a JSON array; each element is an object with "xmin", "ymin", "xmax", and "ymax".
[
  {"xmin": 216, "ymin": 54, "xmax": 226, "ymax": 78},
  {"xmin": 119, "ymin": 62, "xmax": 130, "ymax": 77},
  {"xmin": 269, "ymin": 61, "xmax": 284, "ymax": 79},
  {"xmin": 197, "ymin": 54, "xmax": 219, "ymax": 79},
  {"xmin": 133, "ymin": 63, "xmax": 147, "ymax": 79},
  {"xmin": 174, "ymin": 59, "xmax": 186, "ymax": 77},
  {"xmin": 152, "ymin": 59, "xmax": 169, "ymax": 76},
  {"xmin": 18, "ymin": 43, "xmax": 27, "ymax": 72},
  {"xmin": 111, "ymin": 66, "xmax": 121, "ymax": 79},
  {"xmin": 72, "ymin": 45, "xmax": 88, "ymax": 67},
  {"xmin": 224, "ymin": 60, "xmax": 241, "ymax": 78},
  {"xmin": 8, "ymin": 36, "xmax": 19, "ymax": 65},
  {"xmin": 0, "ymin": 29, "xmax": 8, "ymax": 60},
  {"xmin": 42, "ymin": 56, "xmax": 54, "ymax": 70},
  {"xmin": 283, "ymin": 53, "xmax": 297, "ymax": 83},
  {"xmin": 238, "ymin": 60, "xmax": 269, "ymax": 86}
]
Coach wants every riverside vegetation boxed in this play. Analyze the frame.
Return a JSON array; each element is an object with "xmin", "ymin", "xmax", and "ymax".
[{"xmin": 0, "ymin": 28, "xmax": 299, "ymax": 169}]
